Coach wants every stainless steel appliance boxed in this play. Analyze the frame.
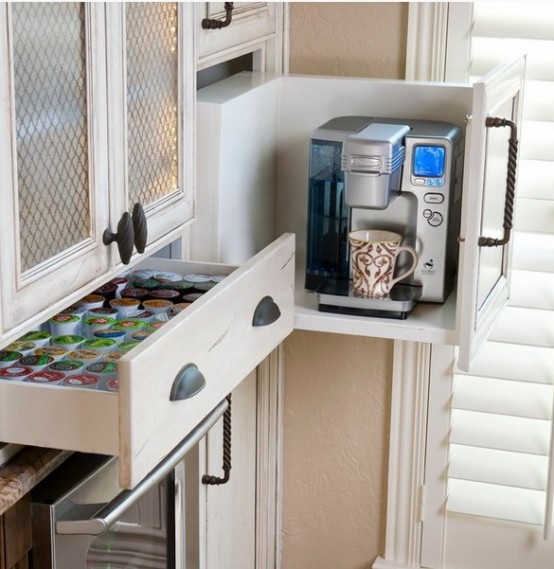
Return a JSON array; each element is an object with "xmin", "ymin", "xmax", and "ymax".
[
  {"xmin": 31, "ymin": 400, "xmax": 227, "ymax": 569},
  {"xmin": 305, "ymin": 116, "xmax": 464, "ymax": 319}
]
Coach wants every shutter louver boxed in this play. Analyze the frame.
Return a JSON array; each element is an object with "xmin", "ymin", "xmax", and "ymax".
[{"xmin": 447, "ymin": 1, "xmax": 554, "ymax": 533}]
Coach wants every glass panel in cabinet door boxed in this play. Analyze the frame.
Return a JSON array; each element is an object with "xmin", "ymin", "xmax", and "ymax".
[
  {"xmin": 476, "ymin": 97, "xmax": 516, "ymax": 310},
  {"xmin": 126, "ymin": 3, "xmax": 178, "ymax": 208},
  {"xmin": 122, "ymin": 3, "xmax": 192, "ymax": 251},
  {"xmin": 0, "ymin": 3, "xmax": 110, "ymax": 337},
  {"xmin": 12, "ymin": 3, "xmax": 90, "ymax": 271}
]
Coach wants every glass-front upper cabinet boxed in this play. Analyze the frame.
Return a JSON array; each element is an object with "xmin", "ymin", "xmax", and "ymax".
[
  {"xmin": 106, "ymin": 3, "xmax": 194, "ymax": 256},
  {"xmin": 0, "ymin": 3, "xmax": 194, "ymax": 340}
]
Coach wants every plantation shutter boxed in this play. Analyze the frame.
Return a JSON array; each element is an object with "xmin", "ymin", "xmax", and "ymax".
[{"xmin": 445, "ymin": 2, "xmax": 554, "ymax": 538}]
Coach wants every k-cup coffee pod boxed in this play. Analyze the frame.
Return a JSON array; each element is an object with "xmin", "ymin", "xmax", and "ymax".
[
  {"xmin": 79, "ymin": 294, "xmax": 105, "ymax": 311},
  {"xmin": 109, "ymin": 276, "xmax": 128, "ymax": 298},
  {"xmin": 193, "ymin": 281, "xmax": 217, "ymax": 292},
  {"xmin": 82, "ymin": 338, "xmax": 117, "ymax": 353},
  {"xmin": 112, "ymin": 319, "xmax": 145, "ymax": 339},
  {"xmin": 104, "ymin": 351, "xmax": 125, "ymax": 361},
  {"xmin": 170, "ymin": 302, "xmax": 192, "ymax": 315},
  {"xmin": 163, "ymin": 279, "xmax": 194, "ymax": 292},
  {"xmin": 85, "ymin": 361, "xmax": 119, "ymax": 382},
  {"xmin": 49, "ymin": 313, "xmax": 82, "ymax": 336},
  {"xmin": 182, "ymin": 292, "xmax": 205, "ymax": 303},
  {"xmin": 65, "ymin": 349, "xmax": 101, "ymax": 363},
  {"xmin": 93, "ymin": 328, "xmax": 126, "ymax": 344},
  {"xmin": 147, "ymin": 289, "xmax": 180, "ymax": 302},
  {"xmin": 131, "ymin": 329, "xmax": 153, "ymax": 342},
  {"xmin": 127, "ymin": 310, "xmax": 155, "ymax": 323},
  {"xmin": 49, "ymin": 360, "xmax": 85, "ymax": 373},
  {"xmin": 63, "ymin": 373, "xmax": 100, "ymax": 389},
  {"xmin": 142, "ymin": 299, "xmax": 173, "ymax": 314},
  {"xmin": 51, "ymin": 335, "xmax": 86, "ymax": 351},
  {"xmin": 0, "ymin": 350, "xmax": 23, "ymax": 368},
  {"xmin": 19, "ymin": 330, "xmax": 52, "ymax": 347},
  {"xmin": 88, "ymin": 306, "xmax": 118, "ymax": 319},
  {"xmin": 27, "ymin": 370, "xmax": 65, "ymax": 385},
  {"xmin": 183, "ymin": 273, "xmax": 211, "ymax": 283},
  {"xmin": 109, "ymin": 297, "xmax": 141, "ymax": 318},
  {"xmin": 83, "ymin": 316, "xmax": 116, "ymax": 338},
  {"xmin": 105, "ymin": 378, "xmax": 119, "ymax": 392},
  {"xmin": 130, "ymin": 277, "xmax": 163, "ymax": 289},
  {"xmin": 119, "ymin": 340, "xmax": 141, "ymax": 353},
  {"xmin": 34, "ymin": 346, "xmax": 68, "ymax": 361},
  {"xmin": 0, "ymin": 365, "xmax": 33, "ymax": 380},
  {"xmin": 4, "ymin": 341, "xmax": 35, "ymax": 356},
  {"xmin": 19, "ymin": 354, "xmax": 54, "ymax": 370},
  {"xmin": 147, "ymin": 321, "xmax": 166, "ymax": 331},
  {"xmin": 93, "ymin": 282, "xmax": 117, "ymax": 301},
  {"xmin": 120, "ymin": 288, "xmax": 149, "ymax": 302}
]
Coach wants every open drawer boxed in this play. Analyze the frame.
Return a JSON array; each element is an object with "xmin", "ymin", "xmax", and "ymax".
[{"xmin": 0, "ymin": 233, "xmax": 295, "ymax": 488}]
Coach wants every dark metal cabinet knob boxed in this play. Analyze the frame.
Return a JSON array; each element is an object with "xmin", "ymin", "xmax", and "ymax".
[
  {"xmin": 103, "ymin": 212, "xmax": 135, "ymax": 265},
  {"xmin": 132, "ymin": 203, "xmax": 148, "ymax": 254}
]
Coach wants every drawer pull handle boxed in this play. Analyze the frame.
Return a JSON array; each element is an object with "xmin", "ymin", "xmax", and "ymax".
[
  {"xmin": 252, "ymin": 296, "xmax": 281, "ymax": 327},
  {"xmin": 132, "ymin": 203, "xmax": 148, "ymax": 254},
  {"xmin": 202, "ymin": 394, "xmax": 232, "ymax": 486},
  {"xmin": 478, "ymin": 117, "xmax": 518, "ymax": 248},
  {"xmin": 170, "ymin": 364, "xmax": 206, "ymax": 401},
  {"xmin": 201, "ymin": 2, "xmax": 234, "ymax": 30},
  {"xmin": 102, "ymin": 212, "xmax": 135, "ymax": 265}
]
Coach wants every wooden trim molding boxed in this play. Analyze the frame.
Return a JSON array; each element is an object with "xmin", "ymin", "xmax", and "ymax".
[
  {"xmin": 256, "ymin": 346, "xmax": 284, "ymax": 569},
  {"xmin": 405, "ymin": 2, "xmax": 449, "ymax": 81},
  {"xmin": 373, "ymin": 341, "xmax": 431, "ymax": 569}
]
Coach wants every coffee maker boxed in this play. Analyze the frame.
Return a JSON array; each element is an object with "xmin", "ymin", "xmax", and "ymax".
[{"xmin": 305, "ymin": 116, "xmax": 464, "ymax": 319}]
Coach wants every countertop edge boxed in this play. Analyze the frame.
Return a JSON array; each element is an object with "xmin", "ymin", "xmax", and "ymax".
[{"xmin": 0, "ymin": 447, "xmax": 72, "ymax": 515}]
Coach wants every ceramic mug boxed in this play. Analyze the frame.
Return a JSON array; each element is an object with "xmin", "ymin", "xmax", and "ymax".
[{"xmin": 349, "ymin": 230, "xmax": 418, "ymax": 299}]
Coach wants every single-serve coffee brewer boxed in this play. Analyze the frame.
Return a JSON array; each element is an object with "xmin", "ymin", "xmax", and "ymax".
[{"xmin": 305, "ymin": 116, "xmax": 464, "ymax": 319}]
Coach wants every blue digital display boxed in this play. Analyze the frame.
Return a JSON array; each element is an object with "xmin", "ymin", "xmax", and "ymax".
[{"xmin": 413, "ymin": 145, "xmax": 446, "ymax": 178}]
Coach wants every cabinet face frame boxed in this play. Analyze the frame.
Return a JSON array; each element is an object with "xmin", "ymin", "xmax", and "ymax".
[{"xmin": 0, "ymin": 4, "xmax": 111, "ymax": 336}]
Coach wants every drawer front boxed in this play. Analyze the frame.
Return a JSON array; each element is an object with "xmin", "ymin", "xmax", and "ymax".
[{"xmin": 118, "ymin": 233, "xmax": 294, "ymax": 487}]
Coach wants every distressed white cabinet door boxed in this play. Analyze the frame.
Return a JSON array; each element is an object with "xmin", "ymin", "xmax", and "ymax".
[
  {"xmin": 195, "ymin": 2, "xmax": 282, "ymax": 69},
  {"xmin": 456, "ymin": 57, "xmax": 525, "ymax": 371},
  {"xmin": 0, "ymin": 3, "xmax": 110, "ymax": 337},
  {"xmin": 105, "ymin": 3, "xmax": 195, "ymax": 266}
]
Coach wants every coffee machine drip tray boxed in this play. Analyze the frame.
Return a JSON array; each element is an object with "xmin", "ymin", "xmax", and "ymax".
[{"xmin": 316, "ymin": 279, "xmax": 422, "ymax": 320}]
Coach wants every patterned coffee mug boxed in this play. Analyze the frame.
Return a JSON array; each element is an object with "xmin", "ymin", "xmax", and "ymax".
[{"xmin": 349, "ymin": 230, "xmax": 418, "ymax": 299}]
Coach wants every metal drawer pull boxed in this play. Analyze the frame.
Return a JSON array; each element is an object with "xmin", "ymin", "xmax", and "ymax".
[
  {"xmin": 478, "ymin": 116, "xmax": 519, "ymax": 248},
  {"xmin": 252, "ymin": 296, "xmax": 281, "ymax": 327},
  {"xmin": 203, "ymin": 394, "xmax": 232, "ymax": 486},
  {"xmin": 170, "ymin": 363, "xmax": 206, "ymax": 401},
  {"xmin": 103, "ymin": 211, "xmax": 135, "ymax": 265},
  {"xmin": 132, "ymin": 202, "xmax": 148, "ymax": 254},
  {"xmin": 56, "ymin": 399, "xmax": 228, "ymax": 536},
  {"xmin": 202, "ymin": 2, "xmax": 234, "ymax": 30}
]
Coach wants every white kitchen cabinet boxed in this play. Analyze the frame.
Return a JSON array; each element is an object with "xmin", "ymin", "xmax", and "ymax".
[
  {"xmin": 196, "ymin": 58, "xmax": 525, "ymax": 369},
  {"xmin": 195, "ymin": 2, "xmax": 284, "ymax": 71},
  {"xmin": 0, "ymin": 233, "xmax": 295, "ymax": 489},
  {"xmin": 0, "ymin": 3, "xmax": 194, "ymax": 342}
]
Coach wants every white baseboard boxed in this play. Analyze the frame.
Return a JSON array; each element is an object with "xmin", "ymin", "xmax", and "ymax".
[{"xmin": 373, "ymin": 556, "xmax": 422, "ymax": 569}]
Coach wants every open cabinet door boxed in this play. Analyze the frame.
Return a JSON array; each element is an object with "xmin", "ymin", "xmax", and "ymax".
[{"xmin": 456, "ymin": 57, "xmax": 525, "ymax": 371}]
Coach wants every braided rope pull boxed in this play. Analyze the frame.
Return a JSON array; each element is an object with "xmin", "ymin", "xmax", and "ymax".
[
  {"xmin": 478, "ymin": 117, "xmax": 519, "ymax": 248},
  {"xmin": 202, "ymin": 394, "xmax": 232, "ymax": 486}
]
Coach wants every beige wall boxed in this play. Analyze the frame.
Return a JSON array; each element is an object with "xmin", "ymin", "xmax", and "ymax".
[{"xmin": 282, "ymin": 4, "xmax": 408, "ymax": 569}]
